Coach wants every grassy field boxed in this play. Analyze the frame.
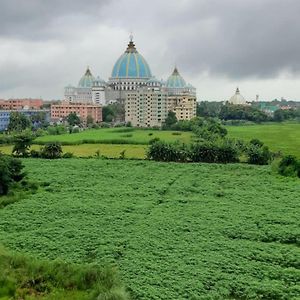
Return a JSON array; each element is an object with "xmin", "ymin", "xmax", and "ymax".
[
  {"xmin": 227, "ymin": 122, "xmax": 300, "ymax": 157},
  {"xmin": 0, "ymin": 144, "xmax": 147, "ymax": 159},
  {"xmin": 34, "ymin": 127, "xmax": 193, "ymax": 145},
  {"xmin": 0, "ymin": 159, "xmax": 299, "ymax": 299}
]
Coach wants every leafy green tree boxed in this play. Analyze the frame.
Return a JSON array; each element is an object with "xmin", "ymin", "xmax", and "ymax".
[
  {"xmin": 197, "ymin": 101, "xmax": 223, "ymax": 118},
  {"xmin": 102, "ymin": 103, "xmax": 125, "ymax": 122},
  {"xmin": 247, "ymin": 144, "xmax": 273, "ymax": 165},
  {"xmin": 0, "ymin": 155, "xmax": 25, "ymax": 195},
  {"xmin": 67, "ymin": 113, "xmax": 81, "ymax": 126},
  {"xmin": 219, "ymin": 104, "xmax": 269, "ymax": 122},
  {"xmin": 86, "ymin": 115, "xmax": 94, "ymax": 127},
  {"xmin": 192, "ymin": 117, "xmax": 227, "ymax": 141},
  {"xmin": 164, "ymin": 111, "xmax": 177, "ymax": 128},
  {"xmin": 30, "ymin": 112, "xmax": 48, "ymax": 128},
  {"xmin": 8, "ymin": 112, "xmax": 31, "ymax": 132},
  {"xmin": 12, "ymin": 134, "xmax": 34, "ymax": 157},
  {"xmin": 41, "ymin": 142, "xmax": 63, "ymax": 159},
  {"xmin": 102, "ymin": 106, "xmax": 115, "ymax": 122}
]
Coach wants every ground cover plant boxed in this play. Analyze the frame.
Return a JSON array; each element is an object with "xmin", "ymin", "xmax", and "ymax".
[
  {"xmin": 227, "ymin": 122, "xmax": 300, "ymax": 157},
  {"xmin": 0, "ymin": 159, "xmax": 299, "ymax": 299},
  {"xmin": 34, "ymin": 127, "xmax": 193, "ymax": 145},
  {"xmin": 0, "ymin": 245, "xmax": 129, "ymax": 300}
]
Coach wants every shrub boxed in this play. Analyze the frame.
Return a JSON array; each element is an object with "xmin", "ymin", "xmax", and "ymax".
[
  {"xmin": 147, "ymin": 141, "xmax": 188, "ymax": 162},
  {"xmin": 40, "ymin": 142, "xmax": 63, "ymax": 159},
  {"xmin": 30, "ymin": 149, "xmax": 41, "ymax": 158},
  {"xmin": 250, "ymin": 138, "xmax": 264, "ymax": 148},
  {"xmin": 62, "ymin": 152, "xmax": 74, "ymax": 159},
  {"xmin": 277, "ymin": 155, "xmax": 300, "ymax": 177},
  {"xmin": 247, "ymin": 145, "xmax": 273, "ymax": 165},
  {"xmin": 190, "ymin": 142, "xmax": 239, "ymax": 163},
  {"xmin": 119, "ymin": 150, "xmax": 126, "ymax": 159},
  {"xmin": 72, "ymin": 127, "xmax": 80, "ymax": 134}
]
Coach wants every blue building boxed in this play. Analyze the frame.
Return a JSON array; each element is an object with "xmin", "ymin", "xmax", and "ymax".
[{"xmin": 0, "ymin": 109, "xmax": 50, "ymax": 131}]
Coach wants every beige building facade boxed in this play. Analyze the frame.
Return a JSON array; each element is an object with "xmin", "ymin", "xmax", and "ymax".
[
  {"xmin": 126, "ymin": 85, "xmax": 168, "ymax": 127},
  {"xmin": 125, "ymin": 67, "xmax": 197, "ymax": 127},
  {"xmin": 168, "ymin": 94, "xmax": 197, "ymax": 121}
]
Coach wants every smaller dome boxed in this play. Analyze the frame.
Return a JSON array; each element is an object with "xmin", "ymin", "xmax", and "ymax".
[
  {"xmin": 78, "ymin": 67, "xmax": 95, "ymax": 88},
  {"xmin": 166, "ymin": 67, "xmax": 186, "ymax": 88},
  {"xmin": 93, "ymin": 76, "xmax": 106, "ymax": 86},
  {"xmin": 229, "ymin": 88, "xmax": 247, "ymax": 105}
]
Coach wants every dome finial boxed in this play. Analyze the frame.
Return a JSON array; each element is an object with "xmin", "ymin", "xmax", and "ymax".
[
  {"xmin": 126, "ymin": 31, "xmax": 137, "ymax": 53},
  {"xmin": 129, "ymin": 31, "xmax": 133, "ymax": 42},
  {"xmin": 85, "ymin": 66, "xmax": 92, "ymax": 76},
  {"xmin": 173, "ymin": 65, "xmax": 179, "ymax": 75}
]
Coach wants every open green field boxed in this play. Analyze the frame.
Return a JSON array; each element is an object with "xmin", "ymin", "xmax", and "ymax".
[
  {"xmin": 227, "ymin": 122, "xmax": 300, "ymax": 157},
  {"xmin": 0, "ymin": 159, "xmax": 299, "ymax": 299},
  {"xmin": 34, "ymin": 127, "xmax": 193, "ymax": 145},
  {"xmin": 0, "ymin": 144, "xmax": 147, "ymax": 159}
]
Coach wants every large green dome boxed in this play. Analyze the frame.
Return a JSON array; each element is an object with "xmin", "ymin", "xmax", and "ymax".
[
  {"xmin": 78, "ymin": 67, "xmax": 95, "ymax": 88},
  {"xmin": 166, "ymin": 67, "xmax": 186, "ymax": 88},
  {"xmin": 111, "ymin": 39, "xmax": 152, "ymax": 79}
]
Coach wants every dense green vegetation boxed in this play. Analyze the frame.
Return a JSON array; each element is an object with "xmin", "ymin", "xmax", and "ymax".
[
  {"xmin": 34, "ymin": 127, "xmax": 193, "ymax": 145},
  {"xmin": 0, "ymin": 245, "xmax": 129, "ymax": 300},
  {"xmin": 227, "ymin": 123, "xmax": 300, "ymax": 157},
  {"xmin": 0, "ymin": 159, "xmax": 299, "ymax": 299},
  {"xmin": 1, "ymin": 122, "xmax": 299, "ymax": 159}
]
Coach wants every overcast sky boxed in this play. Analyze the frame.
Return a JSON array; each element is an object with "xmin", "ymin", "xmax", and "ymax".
[{"xmin": 0, "ymin": 0, "xmax": 300, "ymax": 101}]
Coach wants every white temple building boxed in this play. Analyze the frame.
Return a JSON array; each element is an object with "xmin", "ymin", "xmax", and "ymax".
[{"xmin": 228, "ymin": 88, "xmax": 247, "ymax": 105}]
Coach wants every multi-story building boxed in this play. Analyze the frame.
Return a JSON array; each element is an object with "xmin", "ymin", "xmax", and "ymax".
[
  {"xmin": 50, "ymin": 102, "xmax": 102, "ymax": 124},
  {"xmin": 0, "ymin": 98, "xmax": 43, "ymax": 110},
  {"xmin": 125, "ymin": 68, "xmax": 197, "ymax": 127},
  {"xmin": 0, "ymin": 109, "xmax": 50, "ymax": 131},
  {"xmin": 126, "ymin": 78, "xmax": 168, "ymax": 127},
  {"xmin": 165, "ymin": 67, "xmax": 197, "ymax": 121}
]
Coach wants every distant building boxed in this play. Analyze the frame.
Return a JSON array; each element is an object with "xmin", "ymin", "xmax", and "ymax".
[
  {"xmin": 256, "ymin": 102, "xmax": 279, "ymax": 115},
  {"xmin": 165, "ymin": 67, "xmax": 196, "ymax": 121},
  {"xmin": 0, "ymin": 109, "xmax": 50, "ymax": 131},
  {"xmin": 64, "ymin": 37, "xmax": 197, "ymax": 126},
  {"xmin": 125, "ymin": 67, "xmax": 196, "ymax": 127},
  {"xmin": 51, "ymin": 102, "xmax": 102, "ymax": 124},
  {"xmin": 0, "ymin": 98, "xmax": 43, "ymax": 110},
  {"xmin": 228, "ymin": 88, "xmax": 247, "ymax": 105},
  {"xmin": 64, "ymin": 68, "xmax": 106, "ymax": 106},
  {"xmin": 126, "ymin": 81, "xmax": 168, "ymax": 127}
]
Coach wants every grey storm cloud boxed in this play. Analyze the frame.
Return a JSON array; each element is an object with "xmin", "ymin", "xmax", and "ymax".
[{"xmin": 0, "ymin": 0, "xmax": 299, "ymax": 99}]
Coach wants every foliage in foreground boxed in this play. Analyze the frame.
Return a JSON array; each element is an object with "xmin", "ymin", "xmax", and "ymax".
[
  {"xmin": 0, "ymin": 245, "xmax": 129, "ymax": 300},
  {"xmin": 0, "ymin": 159, "xmax": 299, "ymax": 299},
  {"xmin": 0, "ymin": 154, "xmax": 26, "ymax": 195}
]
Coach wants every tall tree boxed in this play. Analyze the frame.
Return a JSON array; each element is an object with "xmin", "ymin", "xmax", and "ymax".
[
  {"xmin": 164, "ymin": 111, "xmax": 177, "ymax": 128},
  {"xmin": 8, "ymin": 112, "xmax": 31, "ymax": 132},
  {"xmin": 67, "ymin": 113, "xmax": 81, "ymax": 126},
  {"xmin": 12, "ymin": 134, "xmax": 34, "ymax": 157}
]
